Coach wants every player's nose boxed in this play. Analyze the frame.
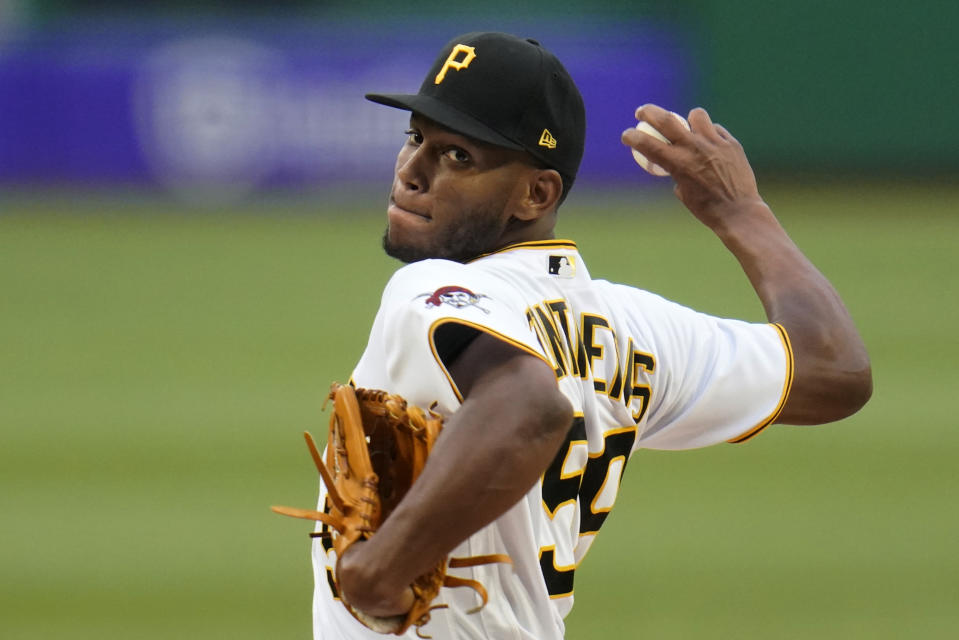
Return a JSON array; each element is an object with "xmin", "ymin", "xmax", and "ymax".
[{"xmin": 395, "ymin": 145, "xmax": 429, "ymax": 193}]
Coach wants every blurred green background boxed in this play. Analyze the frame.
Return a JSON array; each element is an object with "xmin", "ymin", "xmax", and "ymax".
[
  {"xmin": 3, "ymin": 183, "xmax": 957, "ymax": 638},
  {"xmin": 2, "ymin": 1, "xmax": 958, "ymax": 639}
]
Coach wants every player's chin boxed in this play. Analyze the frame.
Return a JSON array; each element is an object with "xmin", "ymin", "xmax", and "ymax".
[{"xmin": 381, "ymin": 227, "xmax": 433, "ymax": 264}]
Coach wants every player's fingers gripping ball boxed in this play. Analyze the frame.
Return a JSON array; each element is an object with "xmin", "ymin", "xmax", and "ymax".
[
  {"xmin": 631, "ymin": 110, "xmax": 691, "ymax": 176},
  {"xmin": 272, "ymin": 383, "xmax": 511, "ymax": 637}
]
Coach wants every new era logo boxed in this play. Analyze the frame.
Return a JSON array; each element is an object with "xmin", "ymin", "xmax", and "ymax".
[{"xmin": 538, "ymin": 129, "xmax": 557, "ymax": 149}]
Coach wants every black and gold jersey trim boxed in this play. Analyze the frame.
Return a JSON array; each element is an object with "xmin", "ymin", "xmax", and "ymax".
[
  {"xmin": 470, "ymin": 239, "xmax": 578, "ymax": 262},
  {"xmin": 727, "ymin": 323, "xmax": 795, "ymax": 444},
  {"xmin": 428, "ymin": 318, "xmax": 551, "ymax": 403}
]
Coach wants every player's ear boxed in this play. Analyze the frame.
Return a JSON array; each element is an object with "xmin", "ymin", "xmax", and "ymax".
[{"xmin": 514, "ymin": 168, "xmax": 563, "ymax": 221}]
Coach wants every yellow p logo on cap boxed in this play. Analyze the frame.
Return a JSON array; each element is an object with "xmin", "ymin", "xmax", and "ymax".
[{"xmin": 434, "ymin": 44, "xmax": 477, "ymax": 84}]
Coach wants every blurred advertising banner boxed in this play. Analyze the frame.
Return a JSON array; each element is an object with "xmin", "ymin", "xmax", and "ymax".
[{"xmin": 0, "ymin": 21, "xmax": 692, "ymax": 202}]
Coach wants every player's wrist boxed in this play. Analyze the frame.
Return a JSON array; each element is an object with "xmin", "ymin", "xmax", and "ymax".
[
  {"xmin": 336, "ymin": 538, "xmax": 416, "ymax": 616},
  {"xmin": 703, "ymin": 198, "xmax": 778, "ymax": 241},
  {"xmin": 342, "ymin": 581, "xmax": 415, "ymax": 620},
  {"xmin": 340, "ymin": 572, "xmax": 415, "ymax": 635}
]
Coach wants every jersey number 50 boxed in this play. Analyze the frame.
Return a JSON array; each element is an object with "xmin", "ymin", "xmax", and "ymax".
[{"xmin": 539, "ymin": 417, "xmax": 637, "ymax": 598}]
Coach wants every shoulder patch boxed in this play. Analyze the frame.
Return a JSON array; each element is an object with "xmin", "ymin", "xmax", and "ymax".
[
  {"xmin": 416, "ymin": 285, "xmax": 490, "ymax": 314},
  {"xmin": 548, "ymin": 255, "xmax": 575, "ymax": 278}
]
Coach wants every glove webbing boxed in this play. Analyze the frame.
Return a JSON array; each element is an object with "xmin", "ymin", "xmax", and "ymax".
[{"xmin": 270, "ymin": 429, "xmax": 372, "ymax": 534}]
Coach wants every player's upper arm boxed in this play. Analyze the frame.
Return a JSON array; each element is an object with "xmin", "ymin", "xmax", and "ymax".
[
  {"xmin": 605, "ymin": 284, "xmax": 792, "ymax": 450},
  {"xmin": 445, "ymin": 330, "xmax": 573, "ymax": 444}
]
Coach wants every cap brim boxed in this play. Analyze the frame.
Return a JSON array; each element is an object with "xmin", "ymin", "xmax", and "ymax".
[{"xmin": 365, "ymin": 93, "xmax": 524, "ymax": 151}]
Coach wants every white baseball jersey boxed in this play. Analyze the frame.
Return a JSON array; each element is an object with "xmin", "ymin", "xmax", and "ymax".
[{"xmin": 312, "ymin": 240, "xmax": 793, "ymax": 639}]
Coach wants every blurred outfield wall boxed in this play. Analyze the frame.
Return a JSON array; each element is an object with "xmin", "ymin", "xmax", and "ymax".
[
  {"xmin": 1, "ymin": 1, "xmax": 955, "ymax": 203},
  {"xmin": 0, "ymin": 17, "xmax": 693, "ymax": 203}
]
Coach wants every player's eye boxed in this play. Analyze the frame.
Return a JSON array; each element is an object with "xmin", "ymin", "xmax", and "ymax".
[
  {"xmin": 443, "ymin": 148, "xmax": 471, "ymax": 164},
  {"xmin": 404, "ymin": 129, "xmax": 423, "ymax": 145}
]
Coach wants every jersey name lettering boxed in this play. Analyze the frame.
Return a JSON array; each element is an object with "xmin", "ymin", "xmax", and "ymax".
[{"xmin": 526, "ymin": 300, "xmax": 654, "ymax": 424}]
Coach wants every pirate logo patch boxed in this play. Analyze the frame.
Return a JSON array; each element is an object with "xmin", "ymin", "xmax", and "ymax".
[{"xmin": 416, "ymin": 285, "xmax": 490, "ymax": 314}]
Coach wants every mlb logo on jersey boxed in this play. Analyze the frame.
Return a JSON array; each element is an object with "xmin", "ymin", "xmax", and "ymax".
[{"xmin": 548, "ymin": 255, "xmax": 575, "ymax": 278}]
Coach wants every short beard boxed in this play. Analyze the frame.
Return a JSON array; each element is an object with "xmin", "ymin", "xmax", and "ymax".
[{"xmin": 382, "ymin": 206, "xmax": 509, "ymax": 264}]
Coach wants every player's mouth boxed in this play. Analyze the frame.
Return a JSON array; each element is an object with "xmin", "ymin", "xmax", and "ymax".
[{"xmin": 388, "ymin": 197, "xmax": 432, "ymax": 223}]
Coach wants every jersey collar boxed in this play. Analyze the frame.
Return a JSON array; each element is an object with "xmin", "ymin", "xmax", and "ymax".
[{"xmin": 468, "ymin": 239, "xmax": 578, "ymax": 262}]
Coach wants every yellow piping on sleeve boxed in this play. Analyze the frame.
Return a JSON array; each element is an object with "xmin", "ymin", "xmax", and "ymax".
[{"xmin": 727, "ymin": 323, "xmax": 794, "ymax": 444}]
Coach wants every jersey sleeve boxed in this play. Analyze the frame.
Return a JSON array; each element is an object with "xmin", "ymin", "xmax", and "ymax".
[
  {"xmin": 351, "ymin": 259, "xmax": 549, "ymax": 413},
  {"xmin": 615, "ymin": 286, "xmax": 794, "ymax": 451}
]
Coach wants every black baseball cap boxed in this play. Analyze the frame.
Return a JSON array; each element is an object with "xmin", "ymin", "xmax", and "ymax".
[{"xmin": 366, "ymin": 32, "xmax": 586, "ymax": 182}]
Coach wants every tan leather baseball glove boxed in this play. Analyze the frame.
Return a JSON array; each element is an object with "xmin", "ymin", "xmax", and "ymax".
[{"xmin": 272, "ymin": 383, "xmax": 510, "ymax": 637}]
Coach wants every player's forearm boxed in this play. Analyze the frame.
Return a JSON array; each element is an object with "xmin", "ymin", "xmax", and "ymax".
[
  {"xmin": 337, "ymin": 348, "xmax": 572, "ymax": 614},
  {"xmin": 712, "ymin": 199, "xmax": 872, "ymax": 424},
  {"xmin": 364, "ymin": 389, "xmax": 568, "ymax": 575}
]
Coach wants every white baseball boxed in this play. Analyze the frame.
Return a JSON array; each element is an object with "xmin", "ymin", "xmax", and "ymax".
[{"xmin": 631, "ymin": 111, "xmax": 691, "ymax": 176}]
